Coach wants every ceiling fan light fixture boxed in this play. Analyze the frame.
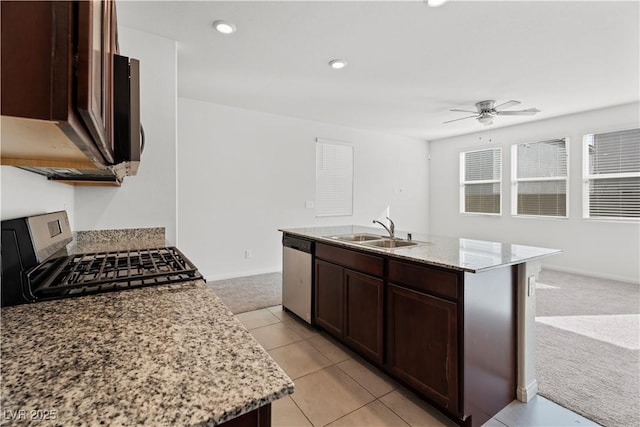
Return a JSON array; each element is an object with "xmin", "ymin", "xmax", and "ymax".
[
  {"xmin": 444, "ymin": 99, "xmax": 540, "ymax": 125},
  {"xmin": 329, "ymin": 59, "xmax": 348, "ymax": 70},
  {"xmin": 213, "ymin": 20, "xmax": 236, "ymax": 35},
  {"xmin": 478, "ymin": 115, "xmax": 494, "ymax": 126}
]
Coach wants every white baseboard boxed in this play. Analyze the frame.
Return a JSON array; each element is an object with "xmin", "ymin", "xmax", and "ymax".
[
  {"xmin": 200, "ymin": 266, "xmax": 282, "ymax": 282},
  {"xmin": 541, "ymin": 263, "xmax": 639, "ymax": 285},
  {"xmin": 516, "ymin": 379, "xmax": 538, "ymax": 403}
]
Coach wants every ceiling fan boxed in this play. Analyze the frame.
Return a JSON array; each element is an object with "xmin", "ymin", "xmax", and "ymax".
[{"xmin": 444, "ymin": 100, "xmax": 541, "ymax": 126}]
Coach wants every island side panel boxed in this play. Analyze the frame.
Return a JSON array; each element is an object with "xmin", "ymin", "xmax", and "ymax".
[
  {"xmin": 463, "ymin": 266, "xmax": 516, "ymax": 427},
  {"xmin": 516, "ymin": 260, "xmax": 541, "ymax": 402}
]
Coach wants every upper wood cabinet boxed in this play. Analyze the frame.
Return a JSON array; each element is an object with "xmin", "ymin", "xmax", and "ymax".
[
  {"xmin": 76, "ymin": 0, "xmax": 118, "ymax": 165},
  {"xmin": 1, "ymin": 0, "xmax": 132, "ymax": 185}
]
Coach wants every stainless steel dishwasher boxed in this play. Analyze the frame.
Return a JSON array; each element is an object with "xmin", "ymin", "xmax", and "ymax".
[{"xmin": 282, "ymin": 235, "xmax": 313, "ymax": 324}]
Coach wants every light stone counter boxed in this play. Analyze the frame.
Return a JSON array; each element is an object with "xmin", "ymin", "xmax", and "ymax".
[
  {"xmin": 0, "ymin": 280, "xmax": 294, "ymax": 426},
  {"xmin": 280, "ymin": 225, "xmax": 560, "ymax": 273}
]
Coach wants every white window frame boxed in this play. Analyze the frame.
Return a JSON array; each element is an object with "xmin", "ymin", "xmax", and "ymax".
[
  {"xmin": 582, "ymin": 128, "xmax": 640, "ymax": 221},
  {"xmin": 511, "ymin": 138, "xmax": 569, "ymax": 219},
  {"xmin": 459, "ymin": 147, "xmax": 502, "ymax": 216},
  {"xmin": 315, "ymin": 138, "xmax": 354, "ymax": 217}
]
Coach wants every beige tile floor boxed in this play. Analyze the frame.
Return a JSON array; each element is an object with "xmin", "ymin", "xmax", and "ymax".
[{"xmin": 235, "ymin": 306, "xmax": 598, "ymax": 427}]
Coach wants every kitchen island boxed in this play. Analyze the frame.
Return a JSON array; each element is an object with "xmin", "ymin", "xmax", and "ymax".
[
  {"xmin": 280, "ymin": 225, "xmax": 560, "ymax": 427},
  {"xmin": 1, "ymin": 280, "xmax": 294, "ymax": 426}
]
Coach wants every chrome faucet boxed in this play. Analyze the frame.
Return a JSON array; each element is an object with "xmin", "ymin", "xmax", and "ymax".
[{"xmin": 373, "ymin": 217, "xmax": 395, "ymax": 239}]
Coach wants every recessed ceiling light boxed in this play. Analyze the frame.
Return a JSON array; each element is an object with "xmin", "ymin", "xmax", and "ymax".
[
  {"xmin": 329, "ymin": 59, "xmax": 348, "ymax": 70},
  {"xmin": 426, "ymin": 0, "xmax": 450, "ymax": 7},
  {"xmin": 213, "ymin": 20, "xmax": 236, "ymax": 35}
]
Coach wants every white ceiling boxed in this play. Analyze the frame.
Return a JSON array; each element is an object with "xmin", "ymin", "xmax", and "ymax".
[{"xmin": 117, "ymin": 0, "xmax": 640, "ymax": 141}]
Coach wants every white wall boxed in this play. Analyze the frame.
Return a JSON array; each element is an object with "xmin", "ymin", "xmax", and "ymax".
[
  {"xmin": 178, "ymin": 98, "xmax": 429, "ymax": 280},
  {"xmin": 74, "ymin": 27, "xmax": 178, "ymax": 243},
  {"xmin": 1, "ymin": 167, "xmax": 75, "ymax": 225},
  {"xmin": 429, "ymin": 102, "xmax": 640, "ymax": 283}
]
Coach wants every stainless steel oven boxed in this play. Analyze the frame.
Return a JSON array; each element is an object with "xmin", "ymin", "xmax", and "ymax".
[{"xmin": 1, "ymin": 211, "xmax": 201, "ymax": 307}]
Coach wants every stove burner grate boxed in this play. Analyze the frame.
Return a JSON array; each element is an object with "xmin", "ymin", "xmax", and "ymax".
[{"xmin": 29, "ymin": 247, "xmax": 202, "ymax": 300}]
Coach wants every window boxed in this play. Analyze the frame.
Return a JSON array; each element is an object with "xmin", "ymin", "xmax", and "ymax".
[
  {"xmin": 512, "ymin": 138, "xmax": 568, "ymax": 217},
  {"xmin": 583, "ymin": 128, "xmax": 640, "ymax": 219},
  {"xmin": 460, "ymin": 148, "xmax": 502, "ymax": 214},
  {"xmin": 316, "ymin": 139, "xmax": 353, "ymax": 217}
]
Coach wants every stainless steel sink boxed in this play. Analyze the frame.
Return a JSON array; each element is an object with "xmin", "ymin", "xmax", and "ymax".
[
  {"xmin": 327, "ymin": 233, "xmax": 426, "ymax": 249},
  {"xmin": 362, "ymin": 239, "xmax": 418, "ymax": 248},
  {"xmin": 330, "ymin": 233, "xmax": 381, "ymax": 242}
]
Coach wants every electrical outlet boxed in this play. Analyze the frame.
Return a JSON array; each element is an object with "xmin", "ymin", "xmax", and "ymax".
[
  {"xmin": 244, "ymin": 250, "xmax": 252, "ymax": 259},
  {"xmin": 305, "ymin": 201, "xmax": 315, "ymax": 209}
]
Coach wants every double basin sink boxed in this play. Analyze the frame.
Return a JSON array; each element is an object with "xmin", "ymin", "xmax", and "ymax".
[{"xmin": 327, "ymin": 233, "xmax": 424, "ymax": 249}]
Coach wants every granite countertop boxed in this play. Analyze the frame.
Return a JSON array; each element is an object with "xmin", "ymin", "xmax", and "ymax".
[
  {"xmin": 1, "ymin": 281, "xmax": 294, "ymax": 426},
  {"xmin": 280, "ymin": 225, "xmax": 560, "ymax": 273}
]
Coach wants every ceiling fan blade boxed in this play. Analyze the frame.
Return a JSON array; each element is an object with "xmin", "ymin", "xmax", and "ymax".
[
  {"xmin": 443, "ymin": 115, "xmax": 478, "ymax": 124},
  {"xmin": 496, "ymin": 108, "xmax": 540, "ymax": 116},
  {"xmin": 449, "ymin": 109, "xmax": 478, "ymax": 114},
  {"xmin": 494, "ymin": 100, "xmax": 521, "ymax": 110}
]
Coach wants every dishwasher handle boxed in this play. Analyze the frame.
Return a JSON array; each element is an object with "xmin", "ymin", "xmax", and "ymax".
[{"xmin": 282, "ymin": 235, "xmax": 313, "ymax": 254}]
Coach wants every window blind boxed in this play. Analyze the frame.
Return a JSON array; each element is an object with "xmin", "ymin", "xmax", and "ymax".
[
  {"xmin": 584, "ymin": 128, "xmax": 640, "ymax": 219},
  {"xmin": 316, "ymin": 140, "xmax": 353, "ymax": 217},
  {"xmin": 513, "ymin": 139, "xmax": 568, "ymax": 217},
  {"xmin": 460, "ymin": 148, "xmax": 501, "ymax": 214},
  {"xmin": 588, "ymin": 129, "xmax": 640, "ymax": 175}
]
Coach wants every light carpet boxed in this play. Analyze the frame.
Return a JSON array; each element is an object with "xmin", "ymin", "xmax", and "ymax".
[
  {"xmin": 536, "ymin": 269, "xmax": 640, "ymax": 427},
  {"xmin": 206, "ymin": 272, "xmax": 282, "ymax": 314},
  {"xmin": 536, "ymin": 314, "xmax": 639, "ymax": 350}
]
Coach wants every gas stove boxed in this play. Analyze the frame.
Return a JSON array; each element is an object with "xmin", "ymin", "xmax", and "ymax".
[{"xmin": 1, "ymin": 211, "xmax": 202, "ymax": 307}]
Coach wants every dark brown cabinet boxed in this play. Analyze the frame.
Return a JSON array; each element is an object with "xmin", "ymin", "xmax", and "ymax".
[
  {"xmin": 314, "ymin": 243, "xmax": 384, "ymax": 364},
  {"xmin": 386, "ymin": 259, "xmax": 461, "ymax": 415},
  {"xmin": 387, "ymin": 283, "xmax": 458, "ymax": 413},
  {"xmin": 304, "ymin": 237, "xmax": 516, "ymax": 427},
  {"xmin": 1, "ymin": 0, "xmax": 137, "ymax": 186},
  {"xmin": 314, "ymin": 259, "xmax": 344, "ymax": 338},
  {"xmin": 76, "ymin": 0, "xmax": 118, "ymax": 165},
  {"xmin": 219, "ymin": 403, "xmax": 271, "ymax": 427},
  {"xmin": 344, "ymin": 269, "xmax": 383, "ymax": 363}
]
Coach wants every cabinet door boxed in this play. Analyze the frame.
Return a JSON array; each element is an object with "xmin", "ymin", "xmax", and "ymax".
[
  {"xmin": 387, "ymin": 284, "xmax": 458, "ymax": 413},
  {"xmin": 344, "ymin": 269, "xmax": 383, "ymax": 364},
  {"xmin": 77, "ymin": 0, "xmax": 116, "ymax": 164},
  {"xmin": 1, "ymin": 1, "xmax": 71, "ymax": 120},
  {"xmin": 314, "ymin": 259, "xmax": 344, "ymax": 338}
]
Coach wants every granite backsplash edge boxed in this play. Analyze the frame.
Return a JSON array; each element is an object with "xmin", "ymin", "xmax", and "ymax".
[{"xmin": 69, "ymin": 227, "xmax": 166, "ymax": 253}]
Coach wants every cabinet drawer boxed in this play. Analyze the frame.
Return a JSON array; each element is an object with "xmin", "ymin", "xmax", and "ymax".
[
  {"xmin": 316, "ymin": 243, "xmax": 384, "ymax": 277},
  {"xmin": 388, "ymin": 260, "xmax": 459, "ymax": 300}
]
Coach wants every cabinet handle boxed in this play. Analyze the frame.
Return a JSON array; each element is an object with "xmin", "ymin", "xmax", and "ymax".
[{"xmin": 140, "ymin": 123, "xmax": 146, "ymax": 154}]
